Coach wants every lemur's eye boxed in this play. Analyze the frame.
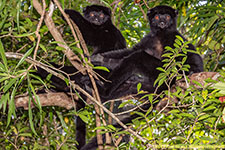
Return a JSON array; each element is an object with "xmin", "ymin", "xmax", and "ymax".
[
  {"xmin": 90, "ymin": 12, "xmax": 94, "ymax": 17},
  {"xmin": 155, "ymin": 15, "xmax": 159, "ymax": 20},
  {"xmin": 99, "ymin": 13, "xmax": 104, "ymax": 18},
  {"xmin": 166, "ymin": 15, "xmax": 170, "ymax": 20}
]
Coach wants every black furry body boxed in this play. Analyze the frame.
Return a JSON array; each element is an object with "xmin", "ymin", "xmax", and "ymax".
[
  {"xmin": 64, "ymin": 5, "xmax": 126, "ymax": 55},
  {"xmin": 63, "ymin": 5, "xmax": 127, "ymax": 149},
  {"xmin": 96, "ymin": 29, "xmax": 203, "ymax": 101},
  {"xmin": 80, "ymin": 5, "xmax": 203, "ymax": 150},
  {"xmin": 94, "ymin": 5, "xmax": 203, "ymax": 76}
]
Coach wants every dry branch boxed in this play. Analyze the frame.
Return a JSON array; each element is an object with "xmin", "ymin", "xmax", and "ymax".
[{"xmin": 15, "ymin": 92, "xmax": 73, "ymax": 110}]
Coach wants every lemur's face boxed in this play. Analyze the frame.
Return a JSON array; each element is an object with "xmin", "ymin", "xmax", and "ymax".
[
  {"xmin": 147, "ymin": 6, "xmax": 178, "ymax": 31},
  {"xmin": 151, "ymin": 13, "xmax": 173, "ymax": 29},
  {"xmin": 85, "ymin": 10, "xmax": 109, "ymax": 25}
]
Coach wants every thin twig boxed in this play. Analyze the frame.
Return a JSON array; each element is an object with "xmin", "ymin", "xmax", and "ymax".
[
  {"xmin": 33, "ymin": 0, "xmax": 84, "ymax": 74},
  {"xmin": 143, "ymin": 0, "xmax": 150, "ymax": 9},
  {"xmin": 138, "ymin": 3, "xmax": 147, "ymax": 21},
  {"xmin": 33, "ymin": 0, "xmax": 46, "ymax": 61}
]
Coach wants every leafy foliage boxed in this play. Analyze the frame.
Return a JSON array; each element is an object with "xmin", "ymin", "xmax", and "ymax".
[{"xmin": 0, "ymin": 0, "xmax": 224, "ymax": 149}]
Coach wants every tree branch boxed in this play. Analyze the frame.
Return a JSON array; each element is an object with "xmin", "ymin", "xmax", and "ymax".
[
  {"xmin": 14, "ymin": 92, "xmax": 73, "ymax": 110},
  {"xmin": 33, "ymin": 0, "xmax": 84, "ymax": 74}
]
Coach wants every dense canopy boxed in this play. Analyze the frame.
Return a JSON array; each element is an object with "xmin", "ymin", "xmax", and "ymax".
[{"xmin": 0, "ymin": 0, "xmax": 224, "ymax": 149}]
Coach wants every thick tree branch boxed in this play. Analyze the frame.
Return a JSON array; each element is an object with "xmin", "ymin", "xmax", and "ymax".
[{"xmin": 15, "ymin": 92, "xmax": 73, "ymax": 110}]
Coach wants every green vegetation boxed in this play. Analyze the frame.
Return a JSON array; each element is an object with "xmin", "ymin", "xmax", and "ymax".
[{"xmin": 0, "ymin": 0, "xmax": 224, "ymax": 149}]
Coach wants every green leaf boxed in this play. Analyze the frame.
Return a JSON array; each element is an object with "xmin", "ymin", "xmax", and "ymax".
[
  {"xmin": 0, "ymin": 40, "xmax": 8, "ymax": 72},
  {"xmin": 29, "ymin": 73, "xmax": 48, "ymax": 89},
  {"xmin": 50, "ymin": 41, "xmax": 66, "ymax": 45},
  {"xmin": 0, "ymin": 76, "xmax": 10, "ymax": 82},
  {"xmin": 0, "ymin": 0, "xmax": 6, "ymax": 11},
  {"xmin": 0, "ymin": 93, "xmax": 9, "ymax": 113},
  {"xmin": 134, "ymin": 111, "xmax": 145, "ymax": 118},
  {"xmin": 176, "ymin": 35, "xmax": 184, "ymax": 43},
  {"xmin": 148, "ymin": 94, "xmax": 153, "ymax": 103},
  {"xmin": 164, "ymin": 46, "xmax": 173, "ymax": 51},
  {"xmin": 175, "ymin": 39, "xmax": 182, "ymax": 46},
  {"xmin": 18, "ymin": 127, "xmax": 30, "ymax": 133},
  {"xmin": 202, "ymin": 90, "xmax": 208, "ymax": 100},
  {"xmin": 223, "ymin": 108, "xmax": 225, "ymax": 124},
  {"xmin": 78, "ymin": 111, "xmax": 89, "ymax": 124},
  {"xmin": 93, "ymin": 66, "xmax": 110, "ymax": 72},
  {"xmin": 0, "ymin": 62, "xmax": 5, "ymax": 71},
  {"xmin": 206, "ymin": 15, "xmax": 219, "ymax": 30},
  {"xmin": 28, "ymin": 92, "xmax": 37, "ymax": 136},
  {"xmin": 13, "ymin": 32, "xmax": 34, "ymax": 37},
  {"xmin": 16, "ymin": 0, "xmax": 21, "ymax": 32},
  {"xmin": 203, "ymin": 105, "xmax": 216, "ymax": 112},
  {"xmin": 7, "ymin": 82, "xmax": 17, "ymax": 127},
  {"xmin": 186, "ymin": 49, "xmax": 198, "ymax": 54},
  {"xmin": 168, "ymin": 109, "xmax": 180, "ymax": 114},
  {"xmin": 192, "ymin": 80, "xmax": 203, "ymax": 88},
  {"xmin": 173, "ymin": 43, "xmax": 180, "ymax": 49},
  {"xmin": 107, "ymin": 125, "xmax": 116, "ymax": 131},
  {"xmin": 3, "ymin": 78, "xmax": 17, "ymax": 93},
  {"xmin": 161, "ymin": 52, "xmax": 173, "ymax": 58},
  {"xmin": 39, "ymin": 44, "xmax": 47, "ymax": 52},
  {"xmin": 27, "ymin": 73, "xmax": 43, "ymax": 126},
  {"xmin": 179, "ymin": 113, "xmax": 195, "ymax": 119},
  {"xmin": 198, "ymin": 97, "xmax": 204, "ymax": 104},
  {"xmin": 137, "ymin": 83, "xmax": 142, "ymax": 92},
  {"xmin": 72, "ymin": 47, "xmax": 83, "ymax": 55},
  {"xmin": 119, "ymin": 99, "xmax": 134, "ymax": 108},
  {"xmin": 18, "ymin": 133, "xmax": 33, "ymax": 137},
  {"xmin": 56, "ymin": 46, "xmax": 66, "ymax": 51},
  {"xmin": 221, "ymin": 36, "xmax": 225, "ymax": 44},
  {"xmin": 56, "ymin": 111, "xmax": 67, "ymax": 130},
  {"xmin": 198, "ymin": 114, "xmax": 210, "ymax": 121},
  {"xmin": 15, "ymin": 46, "xmax": 34, "ymax": 70},
  {"xmin": 95, "ymin": 126, "xmax": 108, "ymax": 131},
  {"xmin": 208, "ymin": 40, "xmax": 220, "ymax": 50},
  {"xmin": 69, "ymin": 41, "xmax": 80, "ymax": 47},
  {"xmin": 156, "ymin": 67, "xmax": 166, "ymax": 72},
  {"xmin": 213, "ymin": 82, "xmax": 225, "ymax": 94},
  {"xmin": 157, "ymin": 76, "xmax": 167, "ymax": 87}
]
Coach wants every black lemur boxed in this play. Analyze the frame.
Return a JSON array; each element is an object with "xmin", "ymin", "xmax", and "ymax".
[
  {"xmin": 92, "ymin": 5, "xmax": 203, "ymax": 76},
  {"xmin": 80, "ymin": 5, "xmax": 204, "ymax": 150},
  {"xmin": 64, "ymin": 5, "xmax": 126, "ymax": 55},
  {"xmin": 63, "ymin": 5, "xmax": 127, "ymax": 150},
  {"xmin": 64, "ymin": 4, "xmax": 127, "ymax": 82},
  {"xmin": 37, "ymin": 5, "xmax": 127, "ymax": 150}
]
